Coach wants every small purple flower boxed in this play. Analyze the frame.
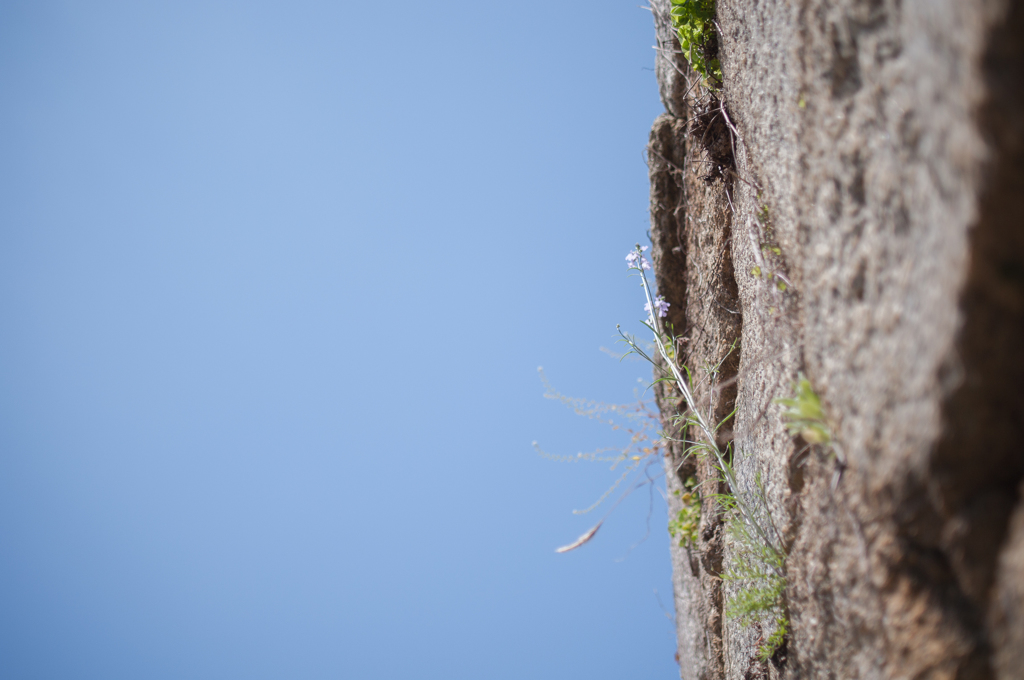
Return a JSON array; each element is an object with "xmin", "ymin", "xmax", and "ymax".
[
  {"xmin": 645, "ymin": 295, "xmax": 670, "ymax": 318},
  {"xmin": 626, "ymin": 246, "xmax": 651, "ymax": 270}
]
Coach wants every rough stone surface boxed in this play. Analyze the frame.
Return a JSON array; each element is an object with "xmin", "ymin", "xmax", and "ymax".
[
  {"xmin": 648, "ymin": 0, "xmax": 1024, "ymax": 678},
  {"xmin": 989, "ymin": 481, "xmax": 1024, "ymax": 679}
]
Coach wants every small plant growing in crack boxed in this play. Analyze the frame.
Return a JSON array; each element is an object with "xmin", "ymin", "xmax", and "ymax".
[
  {"xmin": 617, "ymin": 243, "xmax": 789, "ymax": 661},
  {"xmin": 670, "ymin": 0, "xmax": 723, "ymax": 86},
  {"xmin": 756, "ymin": 202, "xmax": 770, "ymax": 226},
  {"xmin": 721, "ymin": 473, "xmax": 789, "ymax": 661},
  {"xmin": 668, "ymin": 476, "xmax": 701, "ymax": 548},
  {"xmin": 777, "ymin": 374, "xmax": 830, "ymax": 446},
  {"xmin": 747, "ymin": 217, "xmax": 793, "ymax": 302},
  {"xmin": 778, "ymin": 373, "xmax": 846, "ymax": 488}
]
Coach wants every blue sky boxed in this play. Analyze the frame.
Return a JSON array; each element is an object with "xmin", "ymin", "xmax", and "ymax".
[{"xmin": 0, "ymin": 2, "xmax": 674, "ymax": 677}]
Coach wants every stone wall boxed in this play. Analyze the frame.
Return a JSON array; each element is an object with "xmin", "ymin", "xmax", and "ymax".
[{"xmin": 649, "ymin": 1, "xmax": 1024, "ymax": 678}]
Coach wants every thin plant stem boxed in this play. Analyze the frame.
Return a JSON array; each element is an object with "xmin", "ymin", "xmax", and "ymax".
[{"xmin": 621, "ymin": 246, "xmax": 783, "ymax": 569}]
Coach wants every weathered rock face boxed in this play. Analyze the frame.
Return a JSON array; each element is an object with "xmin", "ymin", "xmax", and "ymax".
[{"xmin": 649, "ymin": 0, "xmax": 1024, "ymax": 678}]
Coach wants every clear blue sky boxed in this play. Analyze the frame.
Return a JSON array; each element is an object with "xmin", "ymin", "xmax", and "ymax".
[{"xmin": 0, "ymin": 2, "xmax": 674, "ymax": 678}]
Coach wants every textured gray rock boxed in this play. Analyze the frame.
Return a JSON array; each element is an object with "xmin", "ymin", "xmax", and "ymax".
[{"xmin": 649, "ymin": 0, "xmax": 1024, "ymax": 677}]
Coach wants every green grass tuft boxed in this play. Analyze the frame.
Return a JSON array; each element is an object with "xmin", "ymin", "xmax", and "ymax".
[
  {"xmin": 724, "ymin": 509, "xmax": 788, "ymax": 662},
  {"xmin": 758, "ymin": 615, "xmax": 789, "ymax": 661}
]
